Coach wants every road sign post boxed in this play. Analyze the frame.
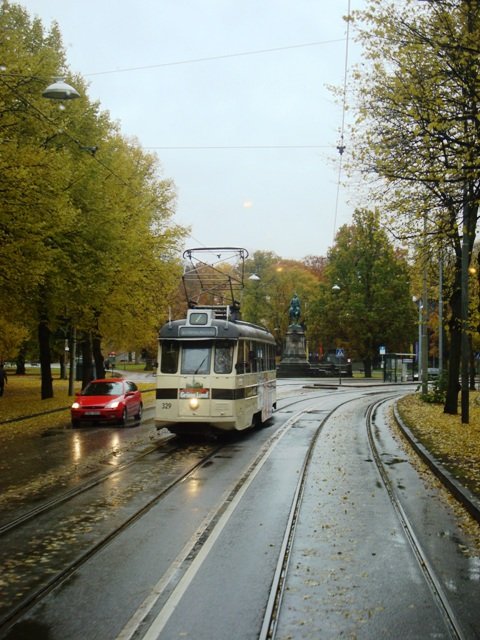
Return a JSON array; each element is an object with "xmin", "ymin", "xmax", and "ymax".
[{"xmin": 336, "ymin": 347, "xmax": 344, "ymax": 386}]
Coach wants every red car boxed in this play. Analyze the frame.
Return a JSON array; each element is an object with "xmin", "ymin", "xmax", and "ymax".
[{"xmin": 71, "ymin": 378, "xmax": 143, "ymax": 427}]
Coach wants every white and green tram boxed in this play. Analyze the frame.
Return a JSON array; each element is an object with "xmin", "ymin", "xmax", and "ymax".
[{"xmin": 155, "ymin": 307, "xmax": 277, "ymax": 435}]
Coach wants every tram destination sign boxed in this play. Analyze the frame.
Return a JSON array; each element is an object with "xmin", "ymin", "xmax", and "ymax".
[
  {"xmin": 180, "ymin": 388, "xmax": 210, "ymax": 399},
  {"xmin": 180, "ymin": 327, "xmax": 217, "ymax": 337}
]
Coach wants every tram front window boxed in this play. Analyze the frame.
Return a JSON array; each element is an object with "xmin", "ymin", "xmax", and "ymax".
[
  {"xmin": 181, "ymin": 344, "xmax": 211, "ymax": 375},
  {"xmin": 214, "ymin": 343, "xmax": 233, "ymax": 374},
  {"xmin": 161, "ymin": 342, "xmax": 179, "ymax": 373}
]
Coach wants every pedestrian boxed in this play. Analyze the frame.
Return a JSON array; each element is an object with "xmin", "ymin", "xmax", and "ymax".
[{"xmin": 0, "ymin": 363, "xmax": 7, "ymax": 397}]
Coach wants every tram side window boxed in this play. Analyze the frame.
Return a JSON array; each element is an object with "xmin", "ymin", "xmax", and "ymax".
[
  {"xmin": 161, "ymin": 342, "xmax": 179, "ymax": 373},
  {"xmin": 214, "ymin": 342, "xmax": 233, "ymax": 374},
  {"xmin": 268, "ymin": 344, "xmax": 275, "ymax": 370},
  {"xmin": 248, "ymin": 341, "xmax": 256, "ymax": 372},
  {"xmin": 254, "ymin": 344, "xmax": 264, "ymax": 372},
  {"xmin": 181, "ymin": 344, "xmax": 211, "ymax": 374},
  {"xmin": 235, "ymin": 341, "xmax": 248, "ymax": 373}
]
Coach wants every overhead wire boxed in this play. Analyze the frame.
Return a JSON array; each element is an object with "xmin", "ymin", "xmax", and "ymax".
[
  {"xmin": 143, "ymin": 145, "xmax": 330, "ymax": 150},
  {"xmin": 332, "ymin": 0, "xmax": 352, "ymax": 241},
  {"xmin": 84, "ymin": 39, "xmax": 346, "ymax": 77},
  {"xmin": 1, "ymin": 30, "xmax": 350, "ymax": 248}
]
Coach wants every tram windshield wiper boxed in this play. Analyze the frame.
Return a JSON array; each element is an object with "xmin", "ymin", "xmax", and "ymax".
[{"xmin": 194, "ymin": 355, "xmax": 208, "ymax": 375}]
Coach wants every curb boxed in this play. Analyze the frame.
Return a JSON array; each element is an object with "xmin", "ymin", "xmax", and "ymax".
[{"xmin": 393, "ymin": 403, "xmax": 480, "ymax": 525}]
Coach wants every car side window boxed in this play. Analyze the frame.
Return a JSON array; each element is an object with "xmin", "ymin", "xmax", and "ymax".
[{"xmin": 126, "ymin": 381, "xmax": 137, "ymax": 392}]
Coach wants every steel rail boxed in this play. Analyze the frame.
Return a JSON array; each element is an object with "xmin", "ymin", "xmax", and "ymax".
[
  {"xmin": 367, "ymin": 399, "xmax": 467, "ymax": 640},
  {"xmin": 259, "ymin": 393, "xmax": 372, "ymax": 640},
  {"xmin": 131, "ymin": 398, "xmax": 327, "ymax": 640},
  {"xmin": 0, "ymin": 441, "xmax": 224, "ymax": 636},
  {"xmin": 0, "ymin": 435, "xmax": 177, "ymax": 536}
]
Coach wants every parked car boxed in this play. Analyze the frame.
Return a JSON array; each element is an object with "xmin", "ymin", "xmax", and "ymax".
[
  {"xmin": 71, "ymin": 378, "xmax": 143, "ymax": 427},
  {"xmin": 413, "ymin": 368, "xmax": 440, "ymax": 381}
]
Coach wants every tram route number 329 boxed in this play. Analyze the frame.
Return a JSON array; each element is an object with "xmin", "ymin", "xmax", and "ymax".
[{"xmin": 161, "ymin": 402, "xmax": 172, "ymax": 410}]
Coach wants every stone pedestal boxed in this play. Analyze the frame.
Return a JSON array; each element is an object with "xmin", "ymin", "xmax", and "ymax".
[{"xmin": 277, "ymin": 323, "xmax": 313, "ymax": 378}]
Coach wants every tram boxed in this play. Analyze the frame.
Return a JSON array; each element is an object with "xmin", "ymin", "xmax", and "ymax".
[{"xmin": 155, "ymin": 305, "xmax": 277, "ymax": 435}]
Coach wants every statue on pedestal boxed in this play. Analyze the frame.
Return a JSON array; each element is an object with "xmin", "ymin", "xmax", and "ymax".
[
  {"xmin": 288, "ymin": 293, "xmax": 301, "ymax": 325},
  {"xmin": 277, "ymin": 292, "xmax": 312, "ymax": 377}
]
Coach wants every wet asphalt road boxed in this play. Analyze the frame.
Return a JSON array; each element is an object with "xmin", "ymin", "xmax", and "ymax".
[{"xmin": 1, "ymin": 381, "xmax": 479, "ymax": 639}]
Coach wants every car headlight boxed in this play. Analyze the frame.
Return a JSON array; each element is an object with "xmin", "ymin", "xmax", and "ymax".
[
  {"xmin": 71, "ymin": 402, "xmax": 80, "ymax": 409},
  {"xmin": 105, "ymin": 399, "xmax": 121, "ymax": 409}
]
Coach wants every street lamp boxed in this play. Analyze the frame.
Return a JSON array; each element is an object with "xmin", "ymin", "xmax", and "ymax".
[
  {"xmin": 42, "ymin": 78, "xmax": 80, "ymax": 100},
  {"xmin": 332, "ymin": 284, "xmax": 342, "ymax": 385},
  {"xmin": 42, "ymin": 78, "xmax": 80, "ymax": 395},
  {"xmin": 412, "ymin": 296, "xmax": 422, "ymax": 381}
]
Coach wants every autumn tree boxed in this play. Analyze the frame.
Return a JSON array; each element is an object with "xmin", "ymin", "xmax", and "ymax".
[
  {"xmin": 242, "ymin": 251, "xmax": 320, "ymax": 353},
  {"xmin": 312, "ymin": 209, "xmax": 415, "ymax": 377},
  {"xmin": 0, "ymin": 1, "xmax": 186, "ymax": 396},
  {"xmin": 351, "ymin": 0, "xmax": 480, "ymax": 414}
]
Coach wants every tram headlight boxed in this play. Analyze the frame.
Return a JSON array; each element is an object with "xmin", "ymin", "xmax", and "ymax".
[{"xmin": 189, "ymin": 397, "xmax": 199, "ymax": 410}]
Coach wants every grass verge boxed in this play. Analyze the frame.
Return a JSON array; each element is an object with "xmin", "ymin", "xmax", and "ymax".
[{"xmin": 397, "ymin": 392, "xmax": 480, "ymax": 499}]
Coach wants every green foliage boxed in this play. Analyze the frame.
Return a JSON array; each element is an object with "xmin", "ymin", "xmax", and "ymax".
[
  {"xmin": 419, "ymin": 372, "xmax": 448, "ymax": 405},
  {"xmin": 351, "ymin": 0, "xmax": 480, "ymax": 413},
  {"xmin": 242, "ymin": 251, "xmax": 321, "ymax": 347},
  {"xmin": 316, "ymin": 209, "xmax": 416, "ymax": 363},
  {"xmin": 0, "ymin": 1, "xmax": 187, "ymax": 366}
]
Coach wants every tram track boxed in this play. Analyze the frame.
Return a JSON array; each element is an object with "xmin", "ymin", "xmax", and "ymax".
[
  {"xmin": 119, "ymin": 396, "xmax": 335, "ymax": 640},
  {"xmin": 0, "ymin": 439, "xmax": 225, "ymax": 635},
  {"xmin": 367, "ymin": 398, "xmax": 467, "ymax": 640},
  {"xmin": 0, "ymin": 393, "xmax": 328, "ymax": 540},
  {"xmin": 259, "ymin": 392, "xmax": 378, "ymax": 640},
  {"xmin": 0, "ymin": 436, "xmax": 178, "ymax": 537},
  {"xmin": 3, "ymin": 387, "xmax": 476, "ymax": 639},
  {"xmin": 262, "ymin": 392, "xmax": 476, "ymax": 640},
  {"xmin": 0, "ymin": 393, "xmax": 329, "ymax": 637}
]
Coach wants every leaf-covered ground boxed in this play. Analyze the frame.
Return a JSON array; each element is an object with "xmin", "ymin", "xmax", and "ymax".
[{"xmin": 397, "ymin": 392, "xmax": 480, "ymax": 499}]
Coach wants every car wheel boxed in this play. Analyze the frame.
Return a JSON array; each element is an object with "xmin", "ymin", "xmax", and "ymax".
[
  {"xmin": 119, "ymin": 407, "xmax": 128, "ymax": 427},
  {"xmin": 134, "ymin": 403, "xmax": 143, "ymax": 422}
]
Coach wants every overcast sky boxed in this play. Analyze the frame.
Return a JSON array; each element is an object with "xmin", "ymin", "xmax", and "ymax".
[{"xmin": 24, "ymin": 0, "xmax": 364, "ymax": 261}]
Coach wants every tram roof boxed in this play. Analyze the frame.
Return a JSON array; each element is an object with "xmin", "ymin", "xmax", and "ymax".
[{"xmin": 159, "ymin": 318, "xmax": 276, "ymax": 343}]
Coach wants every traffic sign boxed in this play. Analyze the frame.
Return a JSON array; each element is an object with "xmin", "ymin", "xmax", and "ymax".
[{"xmin": 336, "ymin": 348, "xmax": 345, "ymax": 358}]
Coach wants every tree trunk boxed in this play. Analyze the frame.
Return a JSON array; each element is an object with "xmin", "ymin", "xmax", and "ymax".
[
  {"xmin": 59, "ymin": 352, "xmax": 67, "ymax": 380},
  {"xmin": 444, "ymin": 284, "xmax": 461, "ymax": 414},
  {"xmin": 363, "ymin": 357, "xmax": 372, "ymax": 377},
  {"xmin": 38, "ymin": 318, "xmax": 53, "ymax": 399},
  {"xmin": 80, "ymin": 333, "xmax": 94, "ymax": 389},
  {"xmin": 92, "ymin": 333, "xmax": 105, "ymax": 380},
  {"xmin": 15, "ymin": 347, "xmax": 26, "ymax": 375}
]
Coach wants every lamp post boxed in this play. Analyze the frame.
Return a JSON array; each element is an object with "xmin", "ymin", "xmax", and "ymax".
[
  {"xmin": 461, "ymin": 204, "xmax": 470, "ymax": 424},
  {"xmin": 42, "ymin": 77, "xmax": 80, "ymax": 395},
  {"xmin": 332, "ymin": 284, "xmax": 342, "ymax": 385},
  {"xmin": 412, "ymin": 296, "xmax": 422, "ymax": 381},
  {"xmin": 438, "ymin": 255, "xmax": 444, "ymax": 376}
]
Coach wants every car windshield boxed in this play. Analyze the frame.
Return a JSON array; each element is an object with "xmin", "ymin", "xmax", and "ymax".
[{"xmin": 83, "ymin": 381, "xmax": 123, "ymax": 396}]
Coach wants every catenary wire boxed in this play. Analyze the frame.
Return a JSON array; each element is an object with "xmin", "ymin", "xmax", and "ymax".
[{"xmin": 332, "ymin": 0, "xmax": 351, "ymax": 240}]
